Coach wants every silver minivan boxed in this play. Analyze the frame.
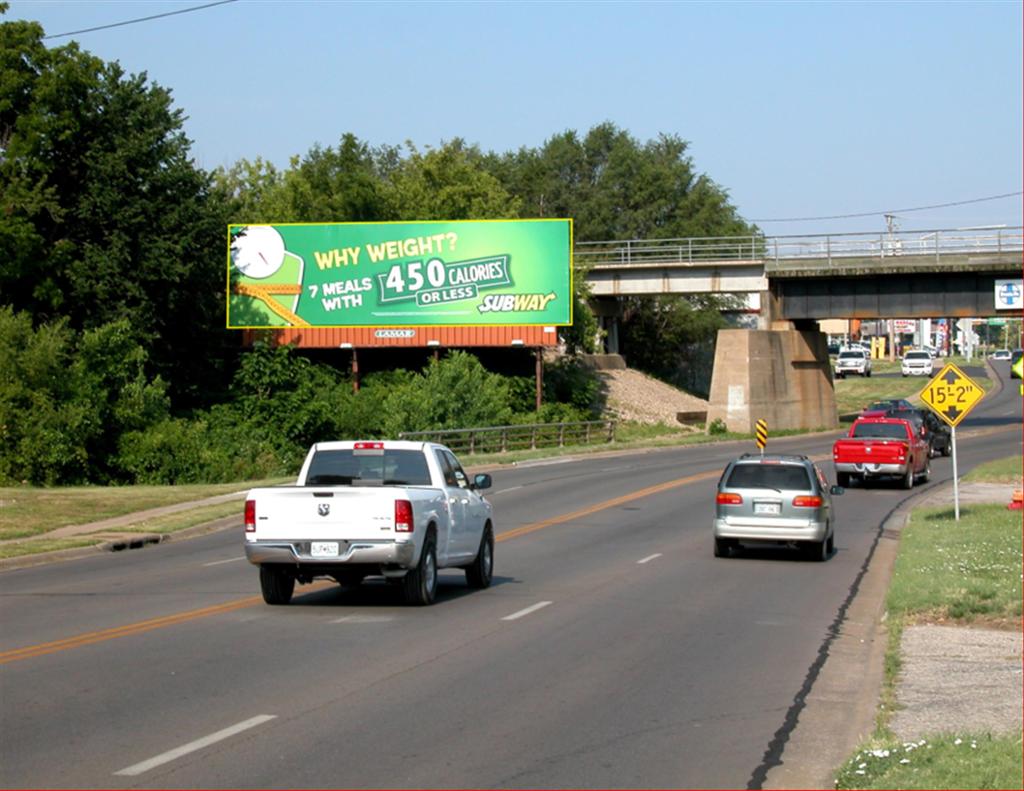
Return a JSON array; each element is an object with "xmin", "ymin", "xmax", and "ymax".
[{"xmin": 713, "ymin": 454, "xmax": 843, "ymax": 561}]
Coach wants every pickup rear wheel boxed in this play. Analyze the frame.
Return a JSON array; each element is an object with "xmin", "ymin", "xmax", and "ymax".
[
  {"xmin": 403, "ymin": 533, "xmax": 437, "ymax": 606},
  {"xmin": 259, "ymin": 566, "xmax": 294, "ymax": 605},
  {"xmin": 902, "ymin": 464, "xmax": 914, "ymax": 489},
  {"xmin": 465, "ymin": 524, "xmax": 494, "ymax": 589},
  {"xmin": 836, "ymin": 471, "xmax": 850, "ymax": 488}
]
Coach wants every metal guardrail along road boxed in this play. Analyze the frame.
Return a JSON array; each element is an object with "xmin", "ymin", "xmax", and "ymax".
[{"xmin": 399, "ymin": 420, "xmax": 616, "ymax": 455}]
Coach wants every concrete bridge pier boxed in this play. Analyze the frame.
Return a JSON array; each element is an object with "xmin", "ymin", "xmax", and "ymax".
[{"xmin": 705, "ymin": 325, "xmax": 839, "ymax": 434}]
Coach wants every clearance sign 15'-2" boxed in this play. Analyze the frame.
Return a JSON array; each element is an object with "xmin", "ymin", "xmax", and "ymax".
[{"xmin": 226, "ymin": 219, "xmax": 573, "ymax": 329}]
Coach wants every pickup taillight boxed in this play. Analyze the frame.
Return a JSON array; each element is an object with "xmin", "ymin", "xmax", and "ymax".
[
  {"xmin": 245, "ymin": 499, "xmax": 256, "ymax": 532},
  {"xmin": 395, "ymin": 499, "xmax": 414, "ymax": 532},
  {"xmin": 792, "ymin": 495, "xmax": 823, "ymax": 508},
  {"xmin": 716, "ymin": 492, "xmax": 743, "ymax": 505}
]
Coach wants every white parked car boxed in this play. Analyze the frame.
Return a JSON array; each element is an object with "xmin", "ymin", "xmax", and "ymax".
[
  {"xmin": 990, "ymin": 349, "xmax": 1012, "ymax": 361},
  {"xmin": 901, "ymin": 350, "xmax": 934, "ymax": 377}
]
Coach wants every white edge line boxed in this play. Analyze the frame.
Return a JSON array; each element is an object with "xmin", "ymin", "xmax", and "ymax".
[
  {"xmin": 493, "ymin": 485, "xmax": 524, "ymax": 495},
  {"xmin": 637, "ymin": 553, "xmax": 663, "ymax": 564},
  {"xmin": 114, "ymin": 714, "xmax": 277, "ymax": 776},
  {"xmin": 501, "ymin": 601, "xmax": 553, "ymax": 621},
  {"xmin": 202, "ymin": 556, "xmax": 247, "ymax": 567}
]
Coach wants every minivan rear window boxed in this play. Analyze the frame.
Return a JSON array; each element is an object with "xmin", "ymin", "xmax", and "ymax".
[{"xmin": 725, "ymin": 464, "xmax": 811, "ymax": 490}]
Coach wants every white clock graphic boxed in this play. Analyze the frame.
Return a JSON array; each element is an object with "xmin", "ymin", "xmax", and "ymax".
[{"xmin": 231, "ymin": 225, "xmax": 286, "ymax": 279}]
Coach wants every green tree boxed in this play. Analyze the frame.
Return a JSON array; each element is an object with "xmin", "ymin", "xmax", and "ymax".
[
  {"xmin": 381, "ymin": 139, "xmax": 521, "ymax": 220},
  {"xmin": 0, "ymin": 16, "xmax": 229, "ymax": 404},
  {"xmin": 381, "ymin": 351, "xmax": 513, "ymax": 435}
]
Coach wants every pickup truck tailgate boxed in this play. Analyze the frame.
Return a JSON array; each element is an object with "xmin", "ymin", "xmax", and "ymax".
[
  {"xmin": 833, "ymin": 439, "xmax": 907, "ymax": 464},
  {"xmin": 250, "ymin": 487, "xmax": 401, "ymax": 540}
]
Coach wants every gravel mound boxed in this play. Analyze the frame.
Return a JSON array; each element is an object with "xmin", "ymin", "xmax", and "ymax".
[{"xmin": 599, "ymin": 368, "xmax": 709, "ymax": 426}]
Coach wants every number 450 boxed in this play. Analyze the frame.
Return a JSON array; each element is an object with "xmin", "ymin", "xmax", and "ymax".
[{"xmin": 385, "ymin": 259, "xmax": 446, "ymax": 293}]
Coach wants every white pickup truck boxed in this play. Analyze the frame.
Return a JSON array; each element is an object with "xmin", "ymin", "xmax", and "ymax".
[{"xmin": 244, "ymin": 440, "xmax": 494, "ymax": 606}]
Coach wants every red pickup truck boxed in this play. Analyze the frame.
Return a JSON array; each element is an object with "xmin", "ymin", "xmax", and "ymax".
[{"xmin": 832, "ymin": 417, "xmax": 931, "ymax": 489}]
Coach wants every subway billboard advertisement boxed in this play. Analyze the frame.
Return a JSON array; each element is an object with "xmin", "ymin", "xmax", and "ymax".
[{"xmin": 226, "ymin": 219, "xmax": 572, "ymax": 329}]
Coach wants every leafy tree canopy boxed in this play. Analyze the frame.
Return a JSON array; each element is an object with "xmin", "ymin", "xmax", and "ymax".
[{"xmin": 0, "ymin": 15, "xmax": 229, "ymax": 403}]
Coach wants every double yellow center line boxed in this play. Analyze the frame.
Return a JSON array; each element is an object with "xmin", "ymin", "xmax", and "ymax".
[{"xmin": 2, "ymin": 468, "xmax": 720, "ymax": 665}]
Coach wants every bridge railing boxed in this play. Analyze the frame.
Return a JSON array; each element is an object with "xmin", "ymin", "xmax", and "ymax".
[
  {"xmin": 766, "ymin": 227, "xmax": 1024, "ymax": 263},
  {"xmin": 573, "ymin": 227, "xmax": 1023, "ymax": 269},
  {"xmin": 575, "ymin": 235, "xmax": 766, "ymax": 269}
]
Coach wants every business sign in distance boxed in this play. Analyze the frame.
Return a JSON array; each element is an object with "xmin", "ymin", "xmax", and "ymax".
[{"xmin": 226, "ymin": 219, "xmax": 573, "ymax": 329}]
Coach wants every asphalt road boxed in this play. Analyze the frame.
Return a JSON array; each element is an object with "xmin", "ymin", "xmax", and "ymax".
[{"xmin": 1, "ymin": 362, "xmax": 1018, "ymax": 790}]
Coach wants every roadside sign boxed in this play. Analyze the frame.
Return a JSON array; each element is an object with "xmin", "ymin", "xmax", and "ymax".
[
  {"xmin": 1013, "ymin": 355, "xmax": 1024, "ymax": 380},
  {"xmin": 919, "ymin": 363, "xmax": 985, "ymax": 428},
  {"xmin": 755, "ymin": 419, "xmax": 768, "ymax": 451}
]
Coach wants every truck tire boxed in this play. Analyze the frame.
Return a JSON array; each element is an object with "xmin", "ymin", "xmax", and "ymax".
[
  {"xmin": 837, "ymin": 471, "xmax": 850, "ymax": 488},
  {"xmin": 403, "ymin": 532, "xmax": 437, "ymax": 606},
  {"xmin": 259, "ymin": 566, "xmax": 294, "ymax": 605},
  {"xmin": 465, "ymin": 524, "xmax": 494, "ymax": 589},
  {"xmin": 919, "ymin": 457, "xmax": 931, "ymax": 483},
  {"xmin": 902, "ymin": 464, "xmax": 914, "ymax": 490}
]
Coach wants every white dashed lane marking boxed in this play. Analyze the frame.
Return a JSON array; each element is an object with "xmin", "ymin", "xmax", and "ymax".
[
  {"xmin": 501, "ymin": 601, "xmax": 553, "ymax": 621},
  {"xmin": 114, "ymin": 715, "xmax": 277, "ymax": 776},
  {"xmin": 637, "ymin": 553, "xmax": 662, "ymax": 564}
]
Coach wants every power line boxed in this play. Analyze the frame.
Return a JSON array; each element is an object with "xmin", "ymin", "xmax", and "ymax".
[
  {"xmin": 42, "ymin": 0, "xmax": 238, "ymax": 40},
  {"xmin": 750, "ymin": 191, "xmax": 1023, "ymax": 223}
]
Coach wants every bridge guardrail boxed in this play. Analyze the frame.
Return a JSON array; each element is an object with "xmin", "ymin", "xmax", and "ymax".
[
  {"xmin": 398, "ymin": 420, "xmax": 616, "ymax": 455},
  {"xmin": 572, "ymin": 227, "xmax": 1022, "ymax": 269},
  {"xmin": 766, "ymin": 227, "xmax": 1024, "ymax": 264},
  {"xmin": 575, "ymin": 236, "xmax": 766, "ymax": 269}
]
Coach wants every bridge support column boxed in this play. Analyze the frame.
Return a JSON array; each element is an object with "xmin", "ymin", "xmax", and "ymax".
[{"xmin": 705, "ymin": 328, "xmax": 838, "ymax": 434}]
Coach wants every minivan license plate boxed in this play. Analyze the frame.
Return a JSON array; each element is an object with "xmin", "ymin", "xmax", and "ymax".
[
  {"xmin": 311, "ymin": 541, "xmax": 339, "ymax": 557},
  {"xmin": 754, "ymin": 502, "xmax": 780, "ymax": 515}
]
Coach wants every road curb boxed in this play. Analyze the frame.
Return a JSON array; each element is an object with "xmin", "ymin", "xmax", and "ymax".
[
  {"xmin": 0, "ymin": 516, "xmax": 241, "ymax": 573},
  {"xmin": 759, "ymin": 486, "xmax": 929, "ymax": 789}
]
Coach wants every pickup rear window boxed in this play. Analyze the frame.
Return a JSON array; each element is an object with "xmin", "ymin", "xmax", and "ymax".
[
  {"xmin": 305, "ymin": 450, "xmax": 432, "ymax": 486},
  {"xmin": 851, "ymin": 423, "xmax": 908, "ymax": 440},
  {"xmin": 725, "ymin": 464, "xmax": 812, "ymax": 490}
]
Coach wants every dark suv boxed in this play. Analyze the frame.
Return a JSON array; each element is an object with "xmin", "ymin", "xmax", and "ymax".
[
  {"xmin": 886, "ymin": 407, "xmax": 951, "ymax": 458},
  {"xmin": 713, "ymin": 454, "xmax": 843, "ymax": 561}
]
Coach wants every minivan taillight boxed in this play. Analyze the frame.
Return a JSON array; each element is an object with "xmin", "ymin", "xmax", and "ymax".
[
  {"xmin": 395, "ymin": 499, "xmax": 414, "ymax": 532},
  {"xmin": 792, "ymin": 495, "xmax": 823, "ymax": 508},
  {"xmin": 245, "ymin": 499, "xmax": 256, "ymax": 532},
  {"xmin": 716, "ymin": 492, "xmax": 743, "ymax": 505}
]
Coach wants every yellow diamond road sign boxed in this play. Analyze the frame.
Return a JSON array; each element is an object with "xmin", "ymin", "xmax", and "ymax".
[
  {"xmin": 920, "ymin": 363, "xmax": 985, "ymax": 427},
  {"xmin": 1013, "ymin": 355, "xmax": 1024, "ymax": 381}
]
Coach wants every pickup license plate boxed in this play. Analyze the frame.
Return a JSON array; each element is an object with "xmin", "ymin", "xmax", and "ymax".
[
  {"xmin": 754, "ymin": 502, "xmax": 781, "ymax": 515},
  {"xmin": 311, "ymin": 541, "xmax": 340, "ymax": 557}
]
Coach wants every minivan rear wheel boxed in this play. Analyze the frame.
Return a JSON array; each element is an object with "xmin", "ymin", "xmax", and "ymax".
[{"xmin": 714, "ymin": 538, "xmax": 734, "ymax": 558}]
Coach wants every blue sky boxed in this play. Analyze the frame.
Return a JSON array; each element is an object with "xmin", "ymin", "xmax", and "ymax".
[{"xmin": 9, "ymin": 0, "xmax": 1023, "ymax": 239}]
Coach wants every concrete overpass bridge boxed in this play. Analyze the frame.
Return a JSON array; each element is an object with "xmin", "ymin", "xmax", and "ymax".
[
  {"xmin": 576, "ymin": 227, "xmax": 1023, "ymax": 433},
  {"xmin": 579, "ymin": 226, "xmax": 1022, "ymax": 318}
]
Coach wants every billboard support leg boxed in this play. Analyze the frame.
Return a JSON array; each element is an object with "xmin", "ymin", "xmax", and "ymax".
[{"xmin": 536, "ymin": 348, "xmax": 543, "ymax": 412}]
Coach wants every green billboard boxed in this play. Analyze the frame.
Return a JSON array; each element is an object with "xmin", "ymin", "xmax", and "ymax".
[{"xmin": 226, "ymin": 219, "xmax": 572, "ymax": 328}]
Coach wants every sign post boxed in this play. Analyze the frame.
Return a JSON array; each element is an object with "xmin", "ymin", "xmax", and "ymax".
[{"xmin": 919, "ymin": 363, "xmax": 986, "ymax": 521}]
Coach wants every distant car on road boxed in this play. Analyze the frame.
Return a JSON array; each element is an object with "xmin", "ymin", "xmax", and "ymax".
[
  {"xmin": 1011, "ymin": 349, "xmax": 1023, "ymax": 378},
  {"xmin": 886, "ymin": 407, "xmax": 951, "ymax": 458},
  {"xmin": 835, "ymin": 349, "xmax": 872, "ymax": 379},
  {"xmin": 990, "ymin": 349, "xmax": 1012, "ymax": 361},
  {"xmin": 713, "ymin": 453, "xmax": 842, "ymax": 561},
  {"xmin": 860, "ymin": 399, "xmax": 914, "ymax": 418},
  {"xmin": 901, "ymin": 349, "xmax": 934, "ymax": 377}
]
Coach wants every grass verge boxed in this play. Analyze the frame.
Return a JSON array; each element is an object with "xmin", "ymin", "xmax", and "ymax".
[
  {"xmin": 0, "ymin": 478, "xmax": 288, "ymax": 541},
  {"xmin": 962, "ymin": 455, "xmax": 1023, "ymax": 485},
  {"xmin": 835, "ymin": 461, "xmax": 1022, "ymax": 790}
]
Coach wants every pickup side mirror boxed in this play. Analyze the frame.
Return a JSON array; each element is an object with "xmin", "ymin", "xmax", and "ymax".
[
  {"xmin": 830, "ymin": 485, "xmax": 845, "ymax": 495},
  {"xmin": 471, "ymin": 473, "xmax": 492, "ymax": 491}
]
